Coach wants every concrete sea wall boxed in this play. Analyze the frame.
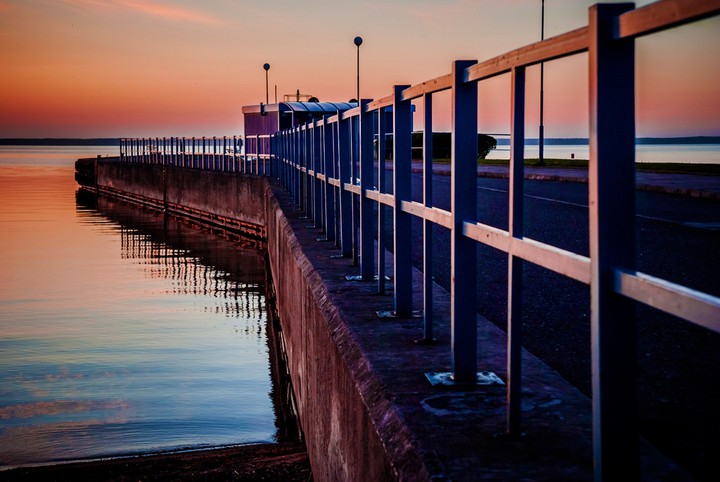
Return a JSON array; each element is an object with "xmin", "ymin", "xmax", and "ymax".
[{"xmin": 79, "ymin": 158, "xmax": 267, "ymax": 239}]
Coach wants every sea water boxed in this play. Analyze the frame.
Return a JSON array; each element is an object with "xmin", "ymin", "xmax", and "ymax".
[{"xmin": 0, "ymin": 146, "xmax": 277, "ymax": 468}]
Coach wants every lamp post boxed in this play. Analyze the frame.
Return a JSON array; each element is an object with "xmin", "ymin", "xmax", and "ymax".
[
  {"xmin": 538, "ymin": 0, "xmax": 545, "ymax": 166},
  {"xmin": 354, "ymin": 36, "xmax": 363, "ymax": 103},
  {"xmin": 263, "ymin": 63, "xmax": 270, "ymax": 105}
]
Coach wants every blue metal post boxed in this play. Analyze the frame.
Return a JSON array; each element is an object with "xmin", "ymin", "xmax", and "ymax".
[
  {"xmin": 212, "ymin": 136, "xmax": 217, "ymax": 171},
  {"xmin": 313, "ymin": 120, "xmax": 323, "ymax": 229},
  {"xmin": 222, "ymin": 136, "xmax": 227, "ymax": 171},
  {"xmin": 305, "ymin": 126, "xmax": 312, "ymax": 214},
  {"xmin": 293, "ymin": 128, "xmax": 299, "ymax": 200},
  {"xmin": 589, "ymin": 4, "xmax": 638, "ymax": 481},
  {"xmin": 332, "ymin": 121, "xmax": 341, "ymax": 247},
  {"xmin": 284, "ymin": 131, "xmax": 290, "ymax": 187},
  {"xmin": 393, "ymin": 85, "xmax": 413, "ymax": 316},
  {"xmin": 377, "ymin": 107, "xmax": 387, "ymax": 294},
  {"xmin": 507, "ymin": 65, "xmax": 526, "ymax": 436},
  {"xmin": 278, "ymin": 133, "xmax": 283, "ymax": 183},
  {"xmin": 301, "ymin": 127, "xmax": 307, "ymax": 211},
  {"xmin": 338, "ymin": 114, "xmax": 353, "ymax": 257},
  {"xmin": 304, "ymin": 126, "xmax": 311, "ymax": 216},
  {"xmin": 323, "ymin": 116, "xmax": 336, "ymax": 241},
  {"xmin": 450, "ymin": 60, "xmax": 478, "ymax": 383},
  {"xmin": 288, "ymin": 130, "xmax": 293, "ymax": 188},
  {"xmin": 233, "ymin": 135, "xmax": 237, "ymax": 172},
  {"xmin": 359, "ymin": 100, "xmax": 375, "ymax": 280},
  {"xmin": 308, "ymin": 128, "xmax": 314, "ymax": 218},
  {"xmin": 288, "ymin": 130, "xmax": 292, "ymax": 185},
  {"xmin": 296, "ymin": 127, "xmax": 302, "ymax": 206},
  {"xmin": 351, "ymin": 116, "xmax": 360, "ymax": 267},
  {"xmin": 300, "ymin": 127, "xmax": 306, "ymax": 208},
  {"xmin": 422, "ymin": 93, "xmax": 434, "ymax": 341}
]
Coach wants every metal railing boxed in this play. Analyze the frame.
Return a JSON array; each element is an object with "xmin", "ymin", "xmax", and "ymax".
[
  {"xmin": 268, "ymin": 1, "xmax": 720, "ymax": 480},
  {"xmin": 244, "ymin": 134, "xmax": 273, "ymax": 174},
  {"xmin": 118, "ymin": 135, "xmax": 271, "ymax": 175}
]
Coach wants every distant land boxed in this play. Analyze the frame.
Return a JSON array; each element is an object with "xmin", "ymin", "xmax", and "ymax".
[
  {"xmin": 494, "ymin": 136, "xmax": 720, "ymax": 146},
  {"xmin": 0, "ymin": 138, "xmax": 119, "ymax": 146},
  {"xmin": 1, "ymin": 136, "xmax": 719, "ymax": 146}
]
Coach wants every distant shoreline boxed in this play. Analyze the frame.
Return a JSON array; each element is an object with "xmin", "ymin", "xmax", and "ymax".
[
  {"xmin": 0, "ymin": 138, "xmax": 119, "ymax": 146},
  {"xmin": 2, "ymin": 136, "xmax": 719, "ymax": 146},
  {"xmin": 495, "ymin": 136, "xmax": 720, "ymax": 146}
]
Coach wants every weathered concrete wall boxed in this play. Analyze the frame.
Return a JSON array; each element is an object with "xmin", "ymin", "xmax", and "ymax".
[
  {"xmin": 93, "ymin": 159, "xmax": 267, "ymax": 238},
  {"xmin": 76, "ymin": 160, "xmax": 420, "ymax": 482},
  {"xmin": 263, "ymin": 185, "xmax": 425, "ymax": 482}
]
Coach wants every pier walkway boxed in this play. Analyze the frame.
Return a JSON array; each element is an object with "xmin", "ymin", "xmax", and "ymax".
[{"xmin": 269, "ymin": 182, "xmax": 698, "ymax": 481}]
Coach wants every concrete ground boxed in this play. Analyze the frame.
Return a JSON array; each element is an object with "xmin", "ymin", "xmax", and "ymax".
[{"xmin": 272, "ymin": 166, "xmax": 709, "ymax": 480}]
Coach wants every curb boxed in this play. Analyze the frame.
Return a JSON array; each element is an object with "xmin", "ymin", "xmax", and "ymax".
[{"xmin": 407, "ymin": 166, "xmax": 719, "ymax": 200}]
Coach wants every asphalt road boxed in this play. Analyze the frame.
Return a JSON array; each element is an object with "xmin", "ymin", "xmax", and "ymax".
[{"xmin": 380, "ymin": 173, "xmax": 719, "ymax": 481}]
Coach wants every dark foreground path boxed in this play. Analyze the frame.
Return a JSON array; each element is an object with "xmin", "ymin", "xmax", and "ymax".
[{"xmin": 393, "ymin": 167, "xmax": 719, "ymax": 481}]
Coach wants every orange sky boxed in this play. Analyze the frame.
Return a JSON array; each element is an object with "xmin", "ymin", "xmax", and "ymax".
[{"xmin": 1, "ymin": 0, "xmax": 718, "ymax": 138}]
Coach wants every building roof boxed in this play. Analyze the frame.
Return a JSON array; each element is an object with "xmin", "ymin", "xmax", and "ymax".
[{"xmin": 242, "ymin": 101, "xmax": 357, "ymax": 115}]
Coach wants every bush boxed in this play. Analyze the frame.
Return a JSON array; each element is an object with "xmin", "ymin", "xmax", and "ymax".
[{"xmin": 380, "ymin": 132, "xmax": 496, "ymax": 160}]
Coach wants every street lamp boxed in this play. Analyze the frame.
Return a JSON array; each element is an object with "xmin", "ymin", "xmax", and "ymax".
[
  {"xmin": 263, "ymin": 63, "xmax": 270, "ymax": 105},
  {"xmin": 539, "ymin": 0, "xmax": 545, "ymax": 166},
  {"xmin": 354, "ymin": 36, "xmax": 363, "ymax": 103}
]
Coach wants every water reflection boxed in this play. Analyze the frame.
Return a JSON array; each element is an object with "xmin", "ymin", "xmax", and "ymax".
[
  {"xmin": 76, "ymin": 191, "xmax": 267, "ymax": 327},
  {"xmin": 0, "ymin": 181, "xmax": 281, "ymax": 467},
  {"xmin": 74, "ymin": 191, "xmax": 301, "ymax": 449}
]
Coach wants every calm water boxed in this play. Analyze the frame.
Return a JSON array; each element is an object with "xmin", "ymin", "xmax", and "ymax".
[{"xmin": 0, "ymin": 146, "xmax": 277, "ymax": 468}]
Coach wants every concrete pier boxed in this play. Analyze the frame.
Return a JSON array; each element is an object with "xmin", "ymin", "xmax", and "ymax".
[{"xmin": 75, "ymin": 158, "xmax": 693, "ymax": 481}]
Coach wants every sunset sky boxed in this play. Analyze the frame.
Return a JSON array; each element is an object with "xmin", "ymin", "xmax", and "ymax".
[{"xmin": 1, "ymin": 0, "xmax": 718, "ymax": 139}]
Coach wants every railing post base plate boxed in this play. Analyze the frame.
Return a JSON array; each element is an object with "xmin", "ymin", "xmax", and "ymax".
[{"xmin": 425, "ymin": 371, "xmax": 505, "ymax": 387}]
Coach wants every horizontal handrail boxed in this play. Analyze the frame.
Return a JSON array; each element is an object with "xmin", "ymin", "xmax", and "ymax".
[
  {"xmin": 616, "ymin": 0, "xmax": 720, "ymax": 39},
  {"xmin": 615, "ymin": 269, "xmax": 720, "ymax": 332},
  {"xmin": 401, "ymin": 73, "xmax": 453, "ymax": 101},
  {"xmin": 367, "ymin": 94, "xmax": 394, "ymax": 111},
  {"xmin": 117, "ymin": 136, "xmax": 272, "ymax": 176},
  {"xmin": 466, "ymin": 27, "xmax": 590, "ymax": 82}
]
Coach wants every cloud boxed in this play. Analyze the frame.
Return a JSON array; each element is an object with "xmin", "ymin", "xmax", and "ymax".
[
  {"xmin": 117, "ymin": 0, "xmax": 223, "ymax": 25},
  {"xmin": 364, "ymin": 0, "xmax": 490, "ymax": 31},
  {"xmin": 61, "ymin": 0, "xmax": 223, "ymax": 25}
]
